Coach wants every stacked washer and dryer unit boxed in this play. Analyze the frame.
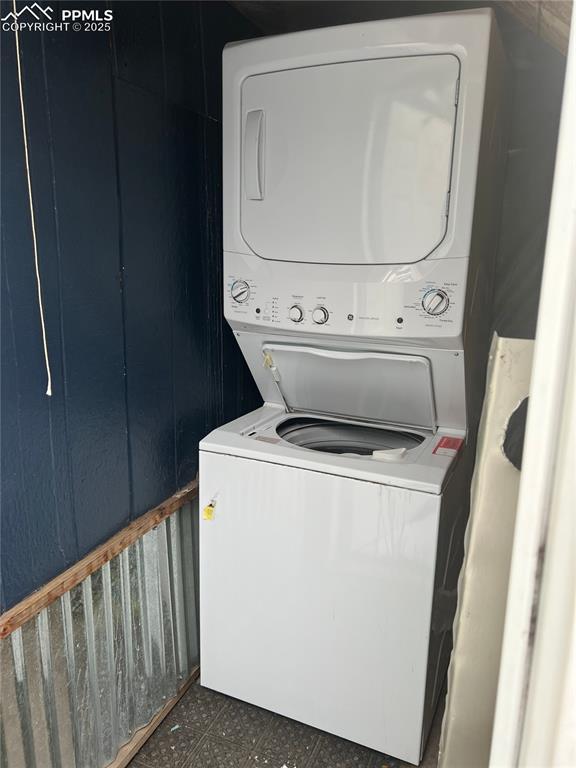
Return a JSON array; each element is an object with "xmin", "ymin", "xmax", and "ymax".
[{"xmin": 200, "ymin": 10, "xmax": 505, "ymax": 764}]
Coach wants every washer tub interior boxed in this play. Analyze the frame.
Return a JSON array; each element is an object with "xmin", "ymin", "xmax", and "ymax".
[{"xmin": 276, "ymin": 417, "xmax": 425, "ymax": 456}]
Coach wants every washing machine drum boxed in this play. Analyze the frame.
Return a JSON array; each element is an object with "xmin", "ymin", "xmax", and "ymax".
[{"xmin": 277, "ymin": 417, "xmax": 424, "ymax": 456}]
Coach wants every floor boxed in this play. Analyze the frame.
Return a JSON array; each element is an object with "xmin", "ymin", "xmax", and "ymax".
[{"xmin": 128, "ymin": 681, "xmax": 443, "ymax": 768}]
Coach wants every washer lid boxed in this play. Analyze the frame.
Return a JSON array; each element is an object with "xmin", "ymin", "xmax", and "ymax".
[{"xmin": 262, "ymin": 344, "xmax": 437, "ymax": 431}]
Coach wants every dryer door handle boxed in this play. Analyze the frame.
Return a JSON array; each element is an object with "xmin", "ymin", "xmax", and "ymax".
[{"xmin": 244, "ymin": 109, "xmax": 265, "ymax": 200}]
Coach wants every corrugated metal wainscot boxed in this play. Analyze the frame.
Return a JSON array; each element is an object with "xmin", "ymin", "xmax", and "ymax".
[{"xmin": 0, "ymin": 501, "xmax": 199, "ymax": 768}]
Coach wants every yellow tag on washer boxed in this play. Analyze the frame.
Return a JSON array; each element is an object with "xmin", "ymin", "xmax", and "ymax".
[{"xmin": 202, "ymin": 503, "xmax": 215, "ymax": 520}]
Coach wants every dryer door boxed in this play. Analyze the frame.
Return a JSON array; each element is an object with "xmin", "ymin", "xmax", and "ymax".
[
  {"xmin": 262, "ymin": 344, "xmax": 437, "ymax": 431},
  {"xmin": 241, "ymin": 54, "xmax": 459, "ymax": 265}
]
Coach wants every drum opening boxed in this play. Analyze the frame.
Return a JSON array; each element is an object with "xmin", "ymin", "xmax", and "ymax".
[{"xmin": 276, "ymin": 417, "xmax": 424, "ymax": 456}]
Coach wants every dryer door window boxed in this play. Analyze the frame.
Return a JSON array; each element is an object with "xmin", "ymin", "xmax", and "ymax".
[{"xmin": 240, "ymin": 54, "xmax": 459, "ymax": 265}]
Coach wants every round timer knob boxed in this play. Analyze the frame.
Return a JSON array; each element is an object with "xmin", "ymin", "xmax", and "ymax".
[
  {"xmin": 231, "ymin": 280, "xmax": 250, "ymax": 303},
  {"xmin": 312, "ymin": 306, "xmax": 329, "ymax": 325},
  {"xmin": 288, "ymin": 304, "xmax": 304, "ymax": 323},
  {"xmin": 422, "ymin": 289, "xmax": 449, "ymax": 316}
]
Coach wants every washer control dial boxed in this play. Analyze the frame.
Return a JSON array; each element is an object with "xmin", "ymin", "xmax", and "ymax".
[
  {"xmin": 288, "ymin": 304, "xmax": 304, "ymax": 323},
  {"xmin": 422, "ymin": 289, "xmax": 450, "ymax": 316},
  {"xmin": 312, "ymin": 306, "xmax": 329, "ymax": 325},
  {"xmin": 231, "ymin": 280, "xmax": 250, "ymax": 303}
]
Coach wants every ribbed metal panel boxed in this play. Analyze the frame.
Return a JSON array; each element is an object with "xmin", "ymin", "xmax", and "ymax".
[{"xmin": 0, "ymin": 502, "xmax": 198, "ymax": 768}]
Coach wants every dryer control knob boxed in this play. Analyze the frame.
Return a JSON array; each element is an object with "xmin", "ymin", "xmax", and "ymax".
[
  {"xmin": 422, "ymin": 289, "xmax": 449, "ymax": 316},
  {"xmin": 231, "ymin": 280, "xmax": 250, "ymax": 303},
  {"xmin": 289, "ymin": 304, "xmax": 304, "ymax": 323},
  {"xmin": 312, "ymin": 306, "xmax": 329, "ymax": 325}
]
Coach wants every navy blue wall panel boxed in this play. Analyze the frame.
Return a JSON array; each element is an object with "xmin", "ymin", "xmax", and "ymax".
[
  {"xmin": 43, "ymin": 11, "xmax": 132, "ymax": 555},
  {"xmin": 113, "ymin": 0, "xmax": 165, "ymax": 97},
  {"xmin": 168, "ymin": 107, "xmax": 213, "ymax": 488},
  {"xmin": 0, "ymin": 1, "xmax": 260, "ymax": 611},
  {"xmin": 201, "ymin": 1, "xmax": 259, "ymax": 120},
  {"xmin": 1, "ymin": 29, "xmax": 78, "ymax": 607},
  {"xmin": 115, "ymin": 79, "xmax": 177, "ymax": 514},
  {"xmin": 162, "ymin": 1, "xmax": 205, "ymax": 114}
]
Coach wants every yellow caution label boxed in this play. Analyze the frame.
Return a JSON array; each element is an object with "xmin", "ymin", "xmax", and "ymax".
[{"xmin": 202, "ymin": 503, "xmax": 215, "ymax": 521}]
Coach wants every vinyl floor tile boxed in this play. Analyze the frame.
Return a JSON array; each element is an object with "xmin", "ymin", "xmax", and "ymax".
[
  {"xmin": 186, "ymin": 735, "xmax": 250, "ymax": 767},
  {"xmin": 208, "ymin": 696, "xmax": 275, "ymax": 747},
  {"xmin": 168, "ymin": 682, "xmax": 228, "ymax": 732},
  {"xmin": 130, "ymin": 681, "xmax": 442, "ymax": 768},
  {"xmin": 257, "ymin": 713, "xmax": 321, "ymax": 765},
  {"xmin": 133, "ymin": 719, "xmax": 202, "ymax": 768},
  {"xmin": 309, "ymin": 732, "xmax": 377, "ymax": 768},
  {"xmin": 245, "ymin": 747, "xmax": 313, "ymax": 768}
]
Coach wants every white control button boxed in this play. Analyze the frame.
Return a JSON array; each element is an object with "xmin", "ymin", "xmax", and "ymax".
[
  {"xmin": 288, "ymin": 304, "xmax": 304, "ymax": 323},
  {"xmin": 312, "ymin": 306, "xmax": 329, "ymax": 324}
]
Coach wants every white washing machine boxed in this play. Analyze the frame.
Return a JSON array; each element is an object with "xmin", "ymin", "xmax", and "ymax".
[{"xmin": 200, "ymin": 10, "xmax": 506, "ymax": 764}]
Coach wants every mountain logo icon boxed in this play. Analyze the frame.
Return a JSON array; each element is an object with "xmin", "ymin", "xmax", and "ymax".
[{"xmin": 1, "ymin": 3, "xmax": 53, "ymax": 22}]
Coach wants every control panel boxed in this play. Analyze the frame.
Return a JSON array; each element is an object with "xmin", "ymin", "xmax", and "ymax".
[{"xmin": 224, "ymin": 257, "xmax": 468, "ymax": 339}]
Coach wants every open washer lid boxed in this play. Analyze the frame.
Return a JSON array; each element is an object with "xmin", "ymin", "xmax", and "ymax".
[{"xmin": 262, "ymin": 344, "xmax": 437, "ymax": 431}]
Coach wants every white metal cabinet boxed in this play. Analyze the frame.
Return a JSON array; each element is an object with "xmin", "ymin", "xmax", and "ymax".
[
  {"xmin": 200, "ymin": 451, "xmax": 442, "ymax": 763},
  {"xmin": 240, "ymin": 55, "xmax": 459, "ymax": 265}
]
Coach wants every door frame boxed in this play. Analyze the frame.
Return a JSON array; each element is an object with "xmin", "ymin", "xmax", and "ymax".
[{"xmin": 490, "ymin": 14, "xmax": 576, "ymax": 765}]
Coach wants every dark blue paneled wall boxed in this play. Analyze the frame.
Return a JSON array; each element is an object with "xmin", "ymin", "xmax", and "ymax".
[{"xmin": 0, "ymin": 1, "xmax": 261, "ymax": 611}]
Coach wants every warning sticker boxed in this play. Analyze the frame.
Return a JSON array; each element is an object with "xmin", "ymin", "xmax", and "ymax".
[
  {"xmin": 433, "ymin": 436, "xmax": 464, "ymax": 457},
  {"xmin": 202, "ymin": 504, "xmax": 215, "ymax": 520}
]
